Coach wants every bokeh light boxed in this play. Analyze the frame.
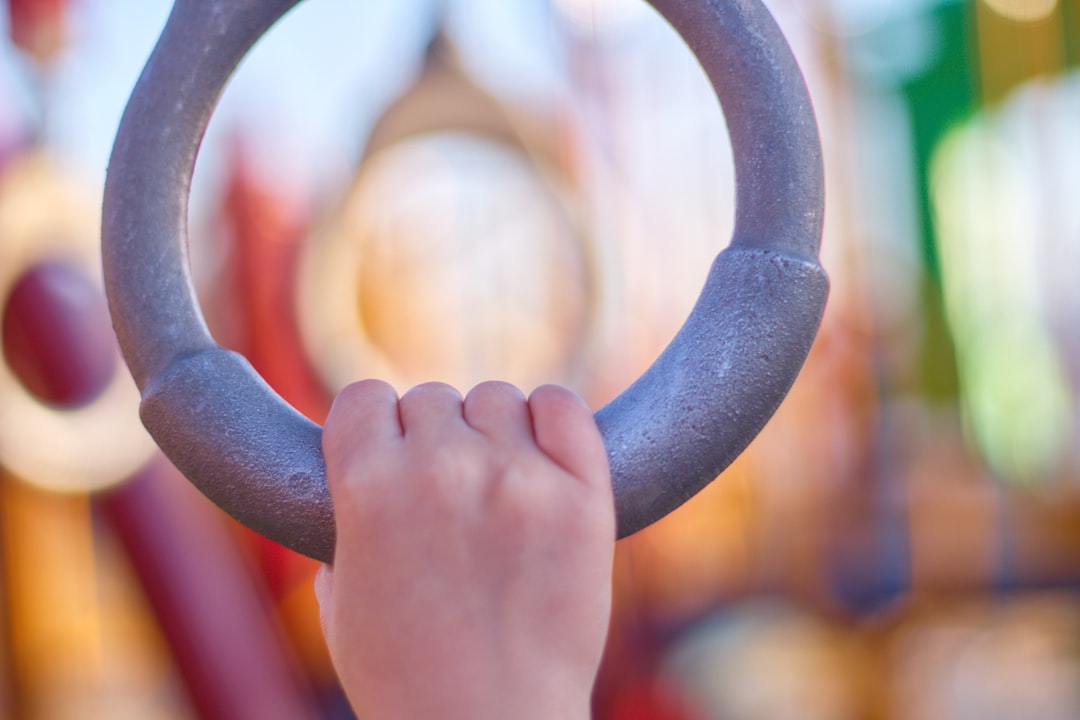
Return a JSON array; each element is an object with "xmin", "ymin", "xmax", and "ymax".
[{"xmin": 981, "ymin": 0, "xmax": 1059, "ymax": 23}]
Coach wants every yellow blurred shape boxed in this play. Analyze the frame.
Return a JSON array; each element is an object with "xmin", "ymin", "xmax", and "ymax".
[
  {"xmin": 981, "ymin": 0, "xmax": 1058, "ymax": 23},
  {"xmin": 1, "ymin": 478, "xmax": 102, "ymax": 718},
  {"xmin": 618, "ymin": 464, "xmax": 757, "ymax": 620},
  {"xmin": 665, "ymin": 603, "xmax": 868, "ymax": 720},
  {"xmin": 889, "ymin": 597, "xmax": 1080, "ymax": 720},
  {"xmin": 0, "ymin": 476, "xmax": 189, "ymax": 719},
  {"xmin": 302, "ymin": 132, "xmax": 589, "ymax": 394},
  {"xmin": 931, "ymin": 117, "xmax": 1072, "ymax": 485}
]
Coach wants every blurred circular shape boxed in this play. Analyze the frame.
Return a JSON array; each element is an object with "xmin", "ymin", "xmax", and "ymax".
[
  {"xmin": 663, "ymin": 602, "xmax": 864, "ymax": 720},
  {"xmin": 2, "ymin": 259, "xmax": 117, "ymax": 408},
  {"xmin": 300, "ymin": 131, "xmax": 590, "ymax": 394},
  {"xmin": 0, "ymin": 152, "xmax": 155, "ymax": 491},
  {"xmin": 889, "ymin": 599, "xmax": 1080, "ymax": 720},
  {"xmin": 981, "ymin": 0, "xmax": 1058, "ymax": 23}
]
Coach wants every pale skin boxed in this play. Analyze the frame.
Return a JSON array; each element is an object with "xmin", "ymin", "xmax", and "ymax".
[{"xmin": 315, "ymin": 379, "xmax": 616, "ymax": 720}]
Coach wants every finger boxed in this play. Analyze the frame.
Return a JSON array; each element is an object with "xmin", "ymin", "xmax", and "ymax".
[
  {"xmin": 399, "ymin": 382, "xmax": 464, "ymax": 438},
  {"xmin": 463, "ymin": 381, "xmax": 532, "ymax": 443},
  {"xmin": 529, "ymin": 385, "xmax": 610, "ymax": 486},
  {"xmin": 322, "ymin": 379, "xmax": 401, "ymax": 480}
]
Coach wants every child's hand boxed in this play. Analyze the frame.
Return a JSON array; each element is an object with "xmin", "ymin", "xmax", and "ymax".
[{"xmin": 315, "ymin": 380, "xmax": 615, "ymax": 720}]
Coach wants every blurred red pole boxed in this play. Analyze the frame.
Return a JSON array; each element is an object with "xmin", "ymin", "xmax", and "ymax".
[
  {"xmin": 3, "ymin": 259, "xmax": 322, "ymax": 720},
  {"xmin": 220, "ymin": 138, "xmax": 329, "ymax": 425},
  {"xmin": 99, "ymin": 460, "xmax": 322, "ymax": 720}
]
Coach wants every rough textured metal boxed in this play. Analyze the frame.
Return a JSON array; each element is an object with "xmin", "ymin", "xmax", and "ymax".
[{"xmin": 102, "ymin": 0, "xmax": 827, "ymax": 563}]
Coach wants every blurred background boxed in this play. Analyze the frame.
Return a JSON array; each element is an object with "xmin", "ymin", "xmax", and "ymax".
[{"xmin": 1, "ymin": 0, "xmax": 1080, "ymax": 717}]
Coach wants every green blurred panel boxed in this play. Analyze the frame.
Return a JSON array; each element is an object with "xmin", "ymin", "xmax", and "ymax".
[
  {"xmin": 903, "ymin": 2, "xmax": 976, "ymax": 400},
  {"xmin": 850, "ymin": 0, "xmax": 1079, "ymax": 404}
]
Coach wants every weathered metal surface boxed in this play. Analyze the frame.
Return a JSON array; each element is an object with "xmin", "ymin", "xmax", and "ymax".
[{"xmin": 102, "ymin": 0, "xmax": 827, "ymax": 562}]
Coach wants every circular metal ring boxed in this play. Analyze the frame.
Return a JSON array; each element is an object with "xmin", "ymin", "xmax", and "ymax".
[
  {"xmin": 102, "ymin": 0, "xmax": 828, "ymax": 563},
  {"xmin": 0, "ymin": 152, "xmax": 156, "ymax": 491}
]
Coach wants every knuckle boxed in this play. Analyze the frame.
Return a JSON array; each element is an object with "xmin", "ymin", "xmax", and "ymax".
[
  {"xmin": 468, "ymin": 380, "xmax": 523, "ymax": 399},
  {"xmin": 464, "ymin": 381, "xmax": 526, "ymax": 416},
  {"xmin": 403, "ymin": 381, "xmax": 461, "ymax": 401},
  {"xmin": 341, "ymin": 377, "xmax": 396, "ymax": 398}
]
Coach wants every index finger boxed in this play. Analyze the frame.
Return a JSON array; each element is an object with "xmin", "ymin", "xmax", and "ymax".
[{"xmin": 322, "ymin": 379, "xmax": 402, "ymax": 478}]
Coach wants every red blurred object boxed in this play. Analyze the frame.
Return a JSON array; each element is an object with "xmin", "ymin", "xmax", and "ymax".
[
  {"xmin": 4, "ymin": 245, "xmax": 320, "ymax": 719},
  {"xmin": 607, "ymin": 675, "xmax": 699, "ymax": 720},
  {"xmin": 594, "ymin": 610, "xmax": 701, "ymax": 720},
  {"xmin": 7, "ymin": 0, "xmax": 66, "ymax": 62},
  {"xmin": 100, "ymin": 461, "xmax": 322, "ymax": 720},
  {"xmin": 220, "ymin": 139, "xmax": 329, "ymax": 425},
  {"xmin": 2, "ymin": 259, "xmax": 115, "ymax": 408}
]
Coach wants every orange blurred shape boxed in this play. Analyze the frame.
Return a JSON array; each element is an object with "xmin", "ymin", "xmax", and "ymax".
[
  {"xmin": 2, "ymin": 259, "xmax": 115, "ymax": 407},
  {"xmin": 8, "ymin": 0, "xmax": 67, "ymax": 63}
]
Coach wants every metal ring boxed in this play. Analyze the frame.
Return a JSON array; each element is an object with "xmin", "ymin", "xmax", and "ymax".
[{"xmin": 102, "ymin": 0, "xmax": 828, "ymax": 563}]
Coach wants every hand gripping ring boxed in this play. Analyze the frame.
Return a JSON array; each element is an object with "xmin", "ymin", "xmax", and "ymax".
[{"xmin": 102, "ymin": 0, "xmax": 829, "ymax": 564}]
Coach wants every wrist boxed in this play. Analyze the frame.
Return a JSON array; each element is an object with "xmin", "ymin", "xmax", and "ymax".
[{"xmin": 340, "ymin": 673, "xmax": 594, "ymax": 720}]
